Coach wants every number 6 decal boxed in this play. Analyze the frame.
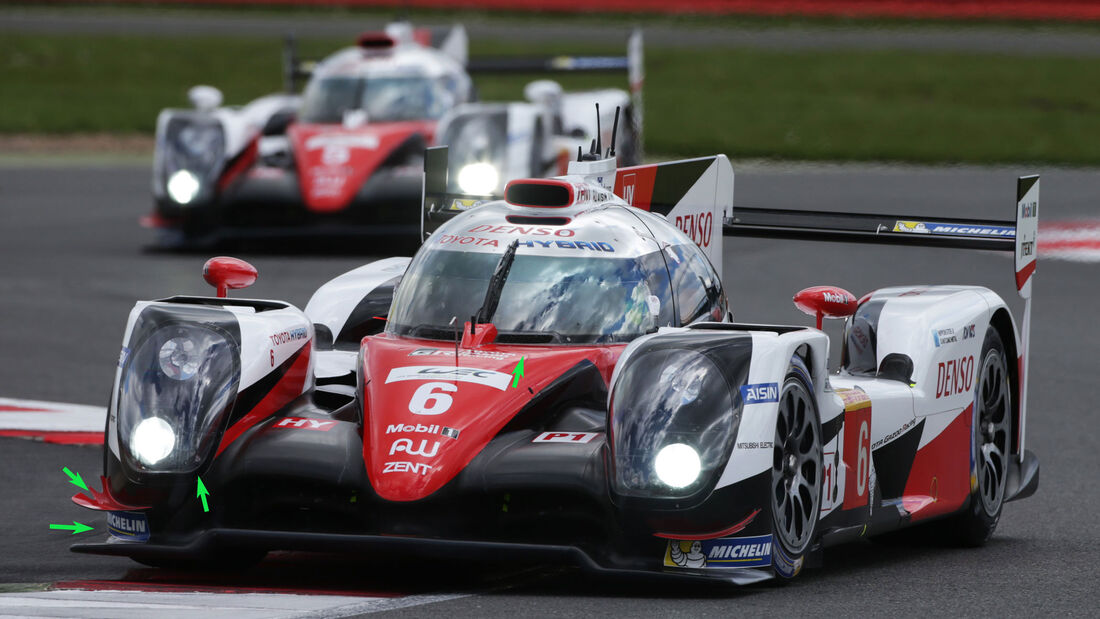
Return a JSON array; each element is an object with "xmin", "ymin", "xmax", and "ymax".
[
  {"xmin": 409, "ymin": 382, "xmax": 458, "ymax": 416},
  {"xmin": 856, "ymin": 420, "xmax": 869, "ymax": 497},
  {"xmin": 843, "ymin": 405, "xmax": 872, "ymax": 510}
]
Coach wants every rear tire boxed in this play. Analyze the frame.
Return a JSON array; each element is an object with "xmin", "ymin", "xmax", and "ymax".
[
  {"xmin": 770, "ymin": 355, "xmax": 822, "ymax": 579},
  {"xmin": 947, "ymin": 327, "xmax": 1011, "ymax": 546},
  {"xmin": 873, "ymin": 328, "xmax": 1012, "ymax": 548}
]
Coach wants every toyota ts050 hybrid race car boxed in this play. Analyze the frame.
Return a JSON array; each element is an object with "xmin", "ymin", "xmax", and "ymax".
[
  {"xmin": 146, "ymin": 21, "xmax": 644, "ymax": 248},
  {"xmin": 74, "ymin": 122, "xmax": 1040, "ymax": 583}
]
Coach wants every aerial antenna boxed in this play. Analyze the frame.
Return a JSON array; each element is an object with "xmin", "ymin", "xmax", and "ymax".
[
  {"xmin": 594, "ymin": 103, "xmax": 602, "ymax": 157},
  {"xmin": 577, "ymin": 145, "xmax": 582, "ymax": 162},
  {"xmin": 608, "ymin": 106, "xmax": 620, "ymax": 158}
]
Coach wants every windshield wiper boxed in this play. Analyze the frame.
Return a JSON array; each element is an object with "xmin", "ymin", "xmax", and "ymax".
[{"xmin": 471, "ymin": 239, "xmax": 520, "ymax": 334}]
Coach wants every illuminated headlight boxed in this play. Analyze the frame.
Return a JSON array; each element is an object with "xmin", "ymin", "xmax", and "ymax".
[
  {"xmin": 456, "ymin": 162, "xmax": 499, "ymax": 195},
  {"xmin": 167, "ymin": 170, "xmax": 201, "ymax": 205},
  {"xmin": 130, "ymin": 417, "xmax": 176, "ymax": 466},
  {"xmin": 117, "ymin": 319, "xmax": 238, "ymax": 475},
  {"xmin": 654, "ymin": 443, "xmax": 701, "ymax": 488},
  {"xmin": 610, "ymin": 347, "xmax": 742, "ymax": 499}
]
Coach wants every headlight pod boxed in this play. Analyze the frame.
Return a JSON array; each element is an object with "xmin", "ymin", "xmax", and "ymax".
[
  {"xmin": 118, "ymin": 323, "xmax": 238, "ymax": 475},
  {"xmin": 443, "ymin": 110, "xmax": 507, "ymax": 195},
  {"xmin": 610, "ymin": 348, "xmax": 742, "ymax": 500},
  {"xmin": 159, "ymin": 116, "xmax": 226, "ymax": 205}
]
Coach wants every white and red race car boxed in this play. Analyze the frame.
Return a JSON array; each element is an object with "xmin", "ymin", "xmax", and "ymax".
[
  {"xmin": 146, "ymin": 22, "xmax": 643, "ymax": 248},
  {"xmin": 76, "ymin": 121, "xmax": 1038, "ymax": 583}
]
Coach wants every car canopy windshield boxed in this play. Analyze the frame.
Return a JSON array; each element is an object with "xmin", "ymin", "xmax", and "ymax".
[
  {"xmin": 388, "ymin": 246, "xmax": 675, "ymax": 344},
  {"xmin": 300, "ymin": 75, "xmax": 455, "ymax": 123}
]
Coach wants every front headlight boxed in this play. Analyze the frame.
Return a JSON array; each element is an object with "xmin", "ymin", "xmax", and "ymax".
[
  {"xmin": 456, "ymin": 162, "xmax": 499, "ymax": 195},
  {"xmin": 130, "ymin": 417, "xmax": 177, "ymax": 466},
  {"xmin": 158, "ymin": 116, "xmax": 226, "ymax": 205},
  {"xmin": 610, "ymin": 348, "xmax": 741, "ymax": 499},
  {"xmin": 654, "ymin": 443, "xmax": 702, "ymax": 488},
  {"xmin": 118, "ymin": 322, "xmax": 238, "ymax": 475},
  {"xmin": 166, "ymin": 170, "xmax": 201, "ymax": 205}
]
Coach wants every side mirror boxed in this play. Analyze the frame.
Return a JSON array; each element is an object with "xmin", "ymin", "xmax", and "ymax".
[
  {"xmin": 793, "ymin": 286, "xmax": 857, "ymax": 330},
  {"xmin": 203, "ymin": 257, "xmax": 257, "ymax": 298},
  {"xmin": 188, "ymin": 85, "xmax": 223, "ymax": 112}
]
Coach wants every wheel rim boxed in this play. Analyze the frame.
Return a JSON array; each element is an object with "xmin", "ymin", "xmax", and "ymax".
[
  {"xmin": 976, "ymin": 348, "xmax": 1011, "ymax": 517},
  {"xmin": 771, "ymin": 376, "xmax": 822, "ymax": 554}
]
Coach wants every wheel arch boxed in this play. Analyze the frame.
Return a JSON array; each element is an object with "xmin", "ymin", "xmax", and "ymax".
[{"xmin": 989, "ymin": 307, "xmax": 1020, "ymax": 455}]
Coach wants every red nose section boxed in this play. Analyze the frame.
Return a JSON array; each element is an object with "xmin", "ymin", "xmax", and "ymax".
[
  {"xmin": 202, "ymin": 257, "xmax": 257, "ymax": 298},
  {"xmin": 362, "ymin": 335, "xmax": 620, "ymax": 502},
  {"xmin": 289, "ymin": 121, "xmax": 434, "ymax": 212},
  {"xmin": 794, "ymin": 285, "xmax": 858, "ymax": 329}
]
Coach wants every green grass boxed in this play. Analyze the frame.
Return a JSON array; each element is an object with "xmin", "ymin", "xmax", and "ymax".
[{"xmin": 4, "ymin": 32, "xmax": 1100, "ymax": 164}]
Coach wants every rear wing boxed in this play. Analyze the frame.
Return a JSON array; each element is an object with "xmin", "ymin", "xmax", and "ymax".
[
  {"xmin": 468, "ymin": 30, "xmax": 644, "ymax": 144},
  {"xmin": 282, "ymin": 24, "xmax": 470, "ymax": 93},
  {"xmin": 725, "ymin": 175, "xmax": 1040, "ymax": 457},
  {"xmin": 723, "ymin": 176, "xmax": 1039, "ymax": 295}
]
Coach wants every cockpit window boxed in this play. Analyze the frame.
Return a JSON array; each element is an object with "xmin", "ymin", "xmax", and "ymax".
[
  {"xmin": 300, "ymin": 75, "xmax": 457, "ymax": 124},
  {"xmin": 387, "ymin": 248, "xmax": 675, "ymax": 344}
]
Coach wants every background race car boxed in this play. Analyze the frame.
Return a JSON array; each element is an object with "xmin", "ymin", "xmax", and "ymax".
[
  {"xmin": 146, "ymin": 22, "xmax": 643, "ymax": 248},
  {"xmin": 73, "ymin": 126, "xmax": 1038, "ymax": 584}
]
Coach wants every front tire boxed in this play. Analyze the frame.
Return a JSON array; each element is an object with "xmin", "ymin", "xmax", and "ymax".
[{"xmin": 770, "ymin": 355, "xmax": 823, "ymax": 578}]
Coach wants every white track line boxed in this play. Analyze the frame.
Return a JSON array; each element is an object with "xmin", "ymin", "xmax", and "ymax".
[
  {"xmin": 0, "ymin": 397, "xmax": 105, "ymax": 432},
  {"xmin": 0, "ymin": 589, "xmax": 468, "ymax": 619}
]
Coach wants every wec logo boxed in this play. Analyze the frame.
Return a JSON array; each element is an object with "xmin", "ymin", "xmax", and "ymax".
[
  {"xmin": 741, "ymin": 383, "xmax": 779, "ymax": 404},
  {"xmin": 385, "ymin": 366, "xmax": 512, "ymax": 391}
]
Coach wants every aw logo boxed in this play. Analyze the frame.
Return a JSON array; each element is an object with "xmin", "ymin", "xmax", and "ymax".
[{"xmin": 389, "ymin": 438, "xmax": 441, "ymax": 457}]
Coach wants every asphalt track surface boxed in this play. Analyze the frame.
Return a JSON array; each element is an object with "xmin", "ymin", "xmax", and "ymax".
[
  {"xmin": 6, "ymin": 6, "xmax": 1100, "ymax": 56},
  {"xmin": 1, "ymin": 162, "xmax": 1098, "ymax": 616}
]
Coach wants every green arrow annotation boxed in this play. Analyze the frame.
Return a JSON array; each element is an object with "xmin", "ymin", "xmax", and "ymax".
[
  {"xmin": 197, "ymin": 476, "xmax": 210, "ymax": 513},
  {"xmin": 511, "ymin": 357, "xmax": 526, "ymax": 388},
  {"xmin": 50, "ymin": 522, "xmax": 93, "ymax": 535},
  {"xmin": 62, "ymin": 467, "xmax": 89, "ymax": 492}
]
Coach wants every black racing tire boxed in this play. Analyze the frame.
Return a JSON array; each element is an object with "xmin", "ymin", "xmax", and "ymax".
[
  {"xmin": 770, "ymin": 355, "xmax": 823, "ymax": 579},
  {"xmin": 132, "ymin": 548, "xmax": 267, "ymax": 571},
  {"xmin": 938, "ymin": 327, "xmax": 1012, "ymax": 547}
]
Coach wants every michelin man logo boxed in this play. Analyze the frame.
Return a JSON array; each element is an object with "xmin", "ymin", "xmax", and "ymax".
[
  {"xmin": 667, "ymin": 540, "xmax": 706, "ymax": 568},
  {"xmin": 893, "ymin": 220, "xmax": 930, "ymax": 234}
]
